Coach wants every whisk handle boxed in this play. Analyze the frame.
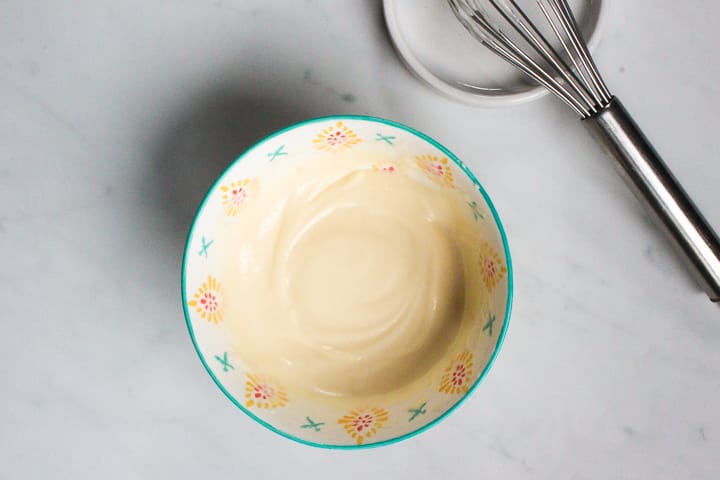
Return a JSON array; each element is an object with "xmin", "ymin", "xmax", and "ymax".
[{"xmin": 584, "ymin": 98, "xmax": 720, "ymax": 302}]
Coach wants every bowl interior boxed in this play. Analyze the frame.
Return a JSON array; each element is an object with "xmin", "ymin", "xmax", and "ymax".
[{"xmin": 182, "ymin": 116, "xmax": 512, "ymax": 448}]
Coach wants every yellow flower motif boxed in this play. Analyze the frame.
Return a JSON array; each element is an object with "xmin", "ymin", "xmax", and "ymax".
[
  {"xmin": 188, "ymin": 275, "xmax": 223, "ymax": 324},
  {"xmin": 416, "ymin": 155, "xmax": 454, "ymax": 187},
  {"xmin": 244, "ymin": 374, "xmax": 289, "ymax": 409},
  {"xmin": 220, "ymin": 178, "xmax": 257, "ymax": 216},
  {"xmin": 478, "ymin": 241, "xmax": 507, "ymax": 293},
  {"xmin": 439, "ymin": 351, "xmax": 474, "ymax": 394},
  {"xmin": 338, "ymin": 406, "xmax": 389, "ymax": 445},
  {"xmin": 312, "ymin": 121, "xmax": 361, "ymax": 151}
]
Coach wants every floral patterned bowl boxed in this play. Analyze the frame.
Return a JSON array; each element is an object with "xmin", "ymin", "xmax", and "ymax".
[{"xmin": 181, "ymin": 115, "xmax": 513, "ymax": 448}]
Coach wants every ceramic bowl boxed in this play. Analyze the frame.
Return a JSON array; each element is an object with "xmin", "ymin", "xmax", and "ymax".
[
  {"xmin": 181, "ymin": 115, "xmax": 513, "ymax": 448},
  {"xmin": 384, "ymin": 0, "xmax": 608, "ymax": 107}
]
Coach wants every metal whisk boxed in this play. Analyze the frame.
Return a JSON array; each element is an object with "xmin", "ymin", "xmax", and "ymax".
[{"xmin": 449, "ymin": 0, "xmax": 720, "ymax": 302}]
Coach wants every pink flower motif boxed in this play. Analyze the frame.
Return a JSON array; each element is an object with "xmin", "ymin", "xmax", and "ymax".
[
  {"xmin": 312, "ymin": 121, "xmax": 362, "ymax": 151},
  {"xmin": 188, "ymin": 275, "xmax": 223, "ymax": 324}
]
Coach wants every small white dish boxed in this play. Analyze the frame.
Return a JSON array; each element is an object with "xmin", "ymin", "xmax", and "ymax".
[{"xmin": 384, "ymin": 0, "xmax": 609, "ymax": 107}]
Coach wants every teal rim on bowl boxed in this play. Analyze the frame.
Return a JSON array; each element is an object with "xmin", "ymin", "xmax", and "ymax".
[{"xmin": 181, "ymin": 115, "xmax": 513, "ymax": 449}]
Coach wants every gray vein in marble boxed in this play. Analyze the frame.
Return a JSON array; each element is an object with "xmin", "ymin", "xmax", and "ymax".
[
  {"xmin": 0, "ymin": 76, "xmax": 94, "ymax": 148},
  {"xmin": 302, "ymin": 69, "xmax": 358, "ymax": 104},
  {"xmin": 490, "ymin": 442, "xmax": 534, "ymax": 473}
]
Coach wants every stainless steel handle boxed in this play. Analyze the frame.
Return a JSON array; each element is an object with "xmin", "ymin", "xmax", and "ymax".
[{"xmin": 584, "ymin": 97, "xmax": 720, "ymax": 302}]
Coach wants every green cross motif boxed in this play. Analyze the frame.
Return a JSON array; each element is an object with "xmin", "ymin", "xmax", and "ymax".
[
  {"xmin": 468, "ymin": 201, "xmax": 485, "ymax": 221},
  {"xmin": 375, "ymin": 133, "xmax": 396, "ymax": 145},
  {"xmin": 198, "ymin": 236, "xmax": 214, "ymax": 259},
  {"xmin": 267, "ymin": 144, "xmax": 288, "ymax": 161},
  {"xmin": 483, "ymin": 313, "xmax": 496, "ymax": 337},
  {"xmin": 214, "ymin": 352, "xmax": 234, "ymax": 372},
  {"xmin": 300, "ymin": 417, "xmax": 325, "ymax": 432},
  {"xmin": 408, "ymin": 402, "xmax": 427, "ymax": 422}
]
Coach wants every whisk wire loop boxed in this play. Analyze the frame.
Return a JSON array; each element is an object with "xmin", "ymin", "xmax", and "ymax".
[
  {"xmin": 449, "ymin": 0, "xmax": 591, "ymax": 116},
  {"xmin": 536, "ymin": 1, "xmax": 602, "ymax": 107},
  {"xmin": 488, "ymin": 0, "xmax": 599, "ymax": 114},
  {"xmin": 551, "ymin": 0, "xmax": 612, "ymax": 102},
  {"xmin": 449, "ymin": 0, "xmax": 612, "ymax": 118}
]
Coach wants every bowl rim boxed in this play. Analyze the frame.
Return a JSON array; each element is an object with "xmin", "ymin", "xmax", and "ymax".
[{"xmin": 181, "ymin": 114, "xmax": 514, "ymax": 449}]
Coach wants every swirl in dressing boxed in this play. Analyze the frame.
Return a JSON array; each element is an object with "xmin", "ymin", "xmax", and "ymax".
[{"xmin": 222, "ymin": 153, "xmax": 484, "ymax": 399}]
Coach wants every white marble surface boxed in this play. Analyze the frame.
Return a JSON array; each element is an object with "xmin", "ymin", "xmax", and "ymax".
[{"xmin": 1, "ymin": 0, "xmax": 718, "ymax": 478}]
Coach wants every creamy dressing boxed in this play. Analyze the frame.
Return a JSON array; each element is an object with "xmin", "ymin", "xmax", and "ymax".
[{"xmin": 222, "ymin": 152, "xmax": 484, "ymax": 400}]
